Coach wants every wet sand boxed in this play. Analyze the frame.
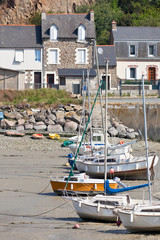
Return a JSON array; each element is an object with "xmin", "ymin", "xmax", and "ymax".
[{"xmin": 0, "ymin": 134, "xmax": 160, "ymax": 240}]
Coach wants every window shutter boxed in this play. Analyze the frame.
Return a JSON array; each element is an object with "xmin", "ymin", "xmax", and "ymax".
[{"xmin": 125, "ymin": 68, "xmax": 129, "ymax": 79}]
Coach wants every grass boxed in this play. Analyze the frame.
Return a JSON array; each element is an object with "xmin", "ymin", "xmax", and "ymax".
[{"xmin": 0, "ymin": 89, "xmax": 82, "ymax": 107}]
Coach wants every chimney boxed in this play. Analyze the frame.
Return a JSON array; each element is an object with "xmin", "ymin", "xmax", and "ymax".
[
  {"xmin": 90, "ymin": 10, "xmax": 94, "ymax": 22},
  {"xmin": 41, "ymin": 12, "xmax": 46, "ymax": 20},
  {"xmin": 112, "ymin": 20, "xmax": 117, "ymax": 31}
]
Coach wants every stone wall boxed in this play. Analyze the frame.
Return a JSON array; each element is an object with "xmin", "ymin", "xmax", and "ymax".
[{"xmin": 109, "ymin": 103, "xmax": 160, "ymax": 140}]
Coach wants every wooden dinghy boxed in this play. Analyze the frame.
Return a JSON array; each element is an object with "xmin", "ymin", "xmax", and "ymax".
[
  {"xmin": 5, "ymin": 131, "xmax": 25, "ymax": 137},
  {"xmin": 32, "ymin": 133, "xmax": 44, "ymax": 139},
  {"xmin": 50, "ymin": 173, "xmax": 118, "ymax": 196}
]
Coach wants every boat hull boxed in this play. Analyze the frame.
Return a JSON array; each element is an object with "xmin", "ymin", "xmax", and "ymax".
[
  {"xmin": 118, "ymin": 210, "xmax": 160, "ymax": 232},
  {"xmin": 50, "ymin": 180, "xmax": 117, "ymax": 196},
  {"xmin": 76, "ymin": 155, "xmax": 159, "ymax": 180},
  {"xmin": 72, "ymin": 200, "xmax": 116, "ymax": 222}
]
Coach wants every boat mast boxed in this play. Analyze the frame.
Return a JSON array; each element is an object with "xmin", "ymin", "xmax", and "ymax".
[
  {"xmin": 104, "ymin": 59, "xmax": 109, "ymax": 185},
  {"xmin": 87, "ymin": 69, "xmax": 93, "ymax": 152},
  {"xmin": 142, "ymin": 74, "xmax": 152, "ymax": 205}
]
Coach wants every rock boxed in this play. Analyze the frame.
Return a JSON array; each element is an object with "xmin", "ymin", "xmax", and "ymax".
[
  {"xmin": 25, "ymin": 123, "xmax": 33, "ymax": 130},
  {"xmin": 64, "ymin": 105, "xmax": 73, "ymax": 112},
  {"xmin": 3, "ymin": 119, "xmax": 16, "ymax": 128},
  {"xmin": 47, "ymin": 124, "xmax": 63, "ymax": 132},
  {"xmin": 33, "ymin": 122, "xmax": 46, "ymax": 130},
  {"xmin": 28, "ymin": 116, "xmax": 35, "ymax": 124},
  {"xmin": 0, "ymin": 119, "xmax": 7, "ymax": 128},
  {"xmin": 126, "ymin": 132, "xmax": 137, "ymax": 139},
  {"xmin": 64, "ymin": 111, "xmax": 81, "ymax": 124},
  {"xmin": 108, "ymin": 127, "xmax": 118, "ymax": 137},
  {"xmin": 55, "ymin": 118, "xmax": 65, "ymax": 126},
  {"xmin": 34, "ymin": 112, "xmax": 46, "ymax": 122},
  {"xmin": 116, "ymin": 125, "xmax": 127, "ymax": 138},
  {"xmin": 47, "ymin": 114, "xmax": 56, "ymax": 121},
  {"xmin": 45, "ymin": 119, "xmax": 55, "ymax": 126},
  {"xmin": 127, "ymin": 128, "xmax": 135, "ymax": 133},
  {"xmin": 64, "ymin": 120, "xmax": 78, "ymax": 132},
  {"xmin": 16, "ymin": 125, "xmax": 24, "ymax": 131},
  {"xmin": 55, "ymin": 111, "xmax": 64, "ymax": 119},
  {"xmin": 17, "ymin": 119, "xmax": 25, "ymax": 125},
  {"xmin": 4, "ymin": 111, "xmax": 23, "ymax": 120}
]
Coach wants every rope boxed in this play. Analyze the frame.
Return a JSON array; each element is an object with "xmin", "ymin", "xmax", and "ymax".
[{"xmin": 0, "ymin": 199, "xmax": 70, "ymax": 218}]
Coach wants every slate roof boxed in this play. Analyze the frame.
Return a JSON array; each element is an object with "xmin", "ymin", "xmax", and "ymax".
[
  {"xmin": 42, "ymin": 13, "xmax": 95, "ymax": 39},
  {"xmin": 97, "ymin": 45, "xmax": 116, "ymax": 67},
  {"xmin": 58, "ymin": 68, "xmax": 96, "ymax": 77},
  {"xmin": 113, "ymin": 26, "xmax": 160, "ymax": 41},
  {"xmin": 0, "ymin": 25, "xmax": 42, "ymax": 48}
]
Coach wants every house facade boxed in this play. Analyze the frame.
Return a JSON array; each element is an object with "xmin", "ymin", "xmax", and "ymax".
[
  {"xmin": 0, "ymin": 25, "xmax": 42, "ymax": 90},
  {"xmin": 41, "ymin": 11, "xmax": 97, "ymax": 94},
  {"xmin": 96, "ymin": 45, "xmax": 117, "ymax": 93},
  {"xmin": 110, "ymin": 21, "xmax": 160, "ymax": 92}
]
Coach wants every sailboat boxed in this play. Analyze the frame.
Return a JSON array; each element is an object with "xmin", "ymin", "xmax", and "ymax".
[
  {"xmin": 69, "ymin": 64, "xmax": 155, "ymax": 222},
  {"xmin": 116, "ymin": 75, "xmax": 160, "ymax": 232},
  {"xmin": 50, "ymin": 71, "xmax": 118, "ymax": 196}
]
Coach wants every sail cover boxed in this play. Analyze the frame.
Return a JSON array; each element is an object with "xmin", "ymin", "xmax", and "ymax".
[{"xmin": 104, "ymin": 179, "xmax": 149, "ymax": 194}]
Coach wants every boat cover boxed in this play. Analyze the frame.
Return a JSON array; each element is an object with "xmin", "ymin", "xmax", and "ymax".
[{"xmin": 104, "ymin": 179, "xmax": 149, "ymax": 194}]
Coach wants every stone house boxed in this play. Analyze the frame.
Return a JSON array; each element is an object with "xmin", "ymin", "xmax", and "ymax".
[
  {"xmin": 41, "ymin": 11, "xmax": 97, "ymax": 94},
  {"xmin": 110, "ymin": 20, "xmax": 160, "ymax": 94}
]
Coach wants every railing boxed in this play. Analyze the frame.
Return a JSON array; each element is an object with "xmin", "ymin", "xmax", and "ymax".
[
  {"xmin": 25, "ymin": 83, "xmax": 59, "ymax": 90},
  {"xmin": 119, "ymin": 79, "xmax": 160, "ymax": 96}
]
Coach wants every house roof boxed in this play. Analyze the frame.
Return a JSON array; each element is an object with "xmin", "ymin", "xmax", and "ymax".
[
  {"xmin": 97, "ymin": 45, "xmax": 116, "ymax": 67},
  {"xmin": 113, "ymin": 26, "xmax": 160, "ymax": 41},
  {"xmin": 42, "ymin": 13, "xmax": 95, "ymax": 39},
  {"xmin": 58, "ymin": 68, "xmax": 96, "ymax": 77},
  {"xmin": 0, "ymin": 25, "xmax": 42, "ymax": 48}
]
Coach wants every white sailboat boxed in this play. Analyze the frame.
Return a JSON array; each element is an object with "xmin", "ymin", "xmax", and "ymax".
[
  {"xmin": 116, "ymin": 75, "xmax": 160, "ymax": 232},
  {"xmin": 69, "ymin": 65, "xmax": 155, "ymax": 222}
]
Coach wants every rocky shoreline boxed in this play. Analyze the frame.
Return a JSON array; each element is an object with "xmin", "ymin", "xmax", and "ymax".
[{"xmin": 0, "ymin": 104, "xmax": 139, "ymax": 139}]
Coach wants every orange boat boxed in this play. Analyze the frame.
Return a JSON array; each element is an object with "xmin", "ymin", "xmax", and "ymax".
[
  {"xmin": 5, "ymin": 131, "xmax": 25, "ymax": 137},
  {"xmin": 32, "ymin": 133, "xmax": 44, "ymax": 139},
  {"xmin": 50, "ymin": 173, "xmax": 117, "ymax": 196}
]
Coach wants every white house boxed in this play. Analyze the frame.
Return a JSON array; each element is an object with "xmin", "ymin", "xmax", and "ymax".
[{"xmin": 0, "ymin": 25, "xmax": 42, "ymax": 90}]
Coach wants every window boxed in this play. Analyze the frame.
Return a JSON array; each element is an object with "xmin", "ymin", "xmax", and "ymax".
[
  {"xmin": 130, "ymin": 45, "xmax": 136, "ymax": 56},
  {"xmin": 149, "ymin": 45, "xmax": 154, "ymax": 56},
  {"xmin": 130, "ymin": 68, "xmax": 136, "ymax": 79},
  {"xmin": 60, "ymin": 77, "xmax": 66, "ymax": 86},
  {"xmin": 50, "ymin": 25, "xmax": 58, "ymax": 41},
  {"xmin": 49, "ymin": 49, "xmax": 58, "ymax": 64},
  {"xmin": 77, "ymin": 49, "xmax": 86, "ymax": 64},
  {"xmin": 15, "ymin": 50, "xmax": 24, "ymax": 62},
  {"xmin": 78, "ymin": 24, "xmax": 86, "ymax": 41},
  {"xmin": 35, "ymin": 49, "xmax": 41, "ymax": 62}
]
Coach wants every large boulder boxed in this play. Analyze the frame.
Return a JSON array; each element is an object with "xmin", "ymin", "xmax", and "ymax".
[
  {"xmin": 47, "ymin": 114, "xmax": 56, "ymax": 121},
  {"xmin": 34, "ymin": 112, "xmax": 46, "ymax": 122},
  {"xmin": 2, "ymin": 119, "xmax": 16, "ymax": 128},
  {"xmin": 33, "ymin": 122, "xmax": 46, "ymax": 131},
  {"xmin": 4, "ymin": 111, "xmax": 23, "ymax": 120},
  {"xmin": 64, "ymin": 111, "xmax": 80, "ymax": 124},
  {"xmin": 64, "ymin": 120, "xmax": 78, "ymax": 132},
  {"xmin": 24, "ymin": 123, "xmax": 33, "ymax": 130},
  {"xmin": 108, "ymin": 127, "xmax": 118, "ymax": 137},
  {"xmin": 47, "ymin": 124, "xmax": 63, "ymax": 132}
]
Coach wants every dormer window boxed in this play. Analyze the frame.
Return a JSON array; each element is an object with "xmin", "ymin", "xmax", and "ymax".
[
  {"xmin": 130, "ymin": 45, "xmax": 136, "ymax": 56},
  {"xmin": 50, "ymin": 24, "xmax": 58, "ymax": 41},
  {"xmin": 78, "ymin": 24, "xmax": 86, "ymax": 41}
]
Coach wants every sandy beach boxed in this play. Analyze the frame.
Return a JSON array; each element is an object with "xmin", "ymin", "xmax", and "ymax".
[{"xmin": 0, "ymin": 134, "xmax": 160, "ymax": 240}]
